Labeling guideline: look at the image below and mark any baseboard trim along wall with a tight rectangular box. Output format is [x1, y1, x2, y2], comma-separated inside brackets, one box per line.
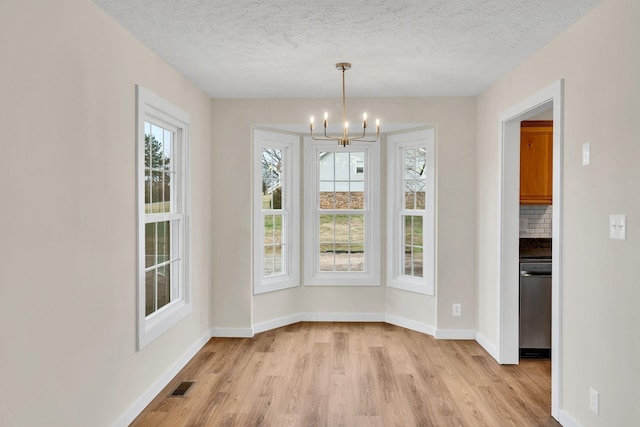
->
[253, 312, 386, 335]
[210, 327, 254, 338]
[114, 329, 213, 427]
[252, 314, 476, 341]
[474, 331, 499, 361]
[385, 314, 436, 336]
[435, 329, 476, 340]
[559, 410, 584, 427]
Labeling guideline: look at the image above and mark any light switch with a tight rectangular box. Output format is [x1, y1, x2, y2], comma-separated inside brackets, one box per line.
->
[582, 142, 591, 166]
[609, 214, 626, 240]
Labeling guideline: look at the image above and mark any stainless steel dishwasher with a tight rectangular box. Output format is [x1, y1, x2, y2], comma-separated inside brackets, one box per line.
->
[519, 261, 552, 358]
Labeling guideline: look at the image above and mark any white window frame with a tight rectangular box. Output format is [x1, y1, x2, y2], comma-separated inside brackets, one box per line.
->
[136, 85, 191, 350]
[387, 127, 436, 295]
[303, 138, 381, 286]
[253, 129, 300, 294]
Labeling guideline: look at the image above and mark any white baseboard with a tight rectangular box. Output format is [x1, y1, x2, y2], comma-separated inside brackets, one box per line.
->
[385, 314, 436, 336]
[253, 312, 386, 334]
[474, 331, 499, 361]
[559, 410, 583, 427]
[301, 312, 386, 322]
[253, 313, 303, 334]
[114, 330, 212, 427]
[435, 329, 475, 340]
[210, 327, 254, 338]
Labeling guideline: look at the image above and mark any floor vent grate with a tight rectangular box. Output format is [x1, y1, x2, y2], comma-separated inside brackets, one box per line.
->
[169, 381, 194, 397]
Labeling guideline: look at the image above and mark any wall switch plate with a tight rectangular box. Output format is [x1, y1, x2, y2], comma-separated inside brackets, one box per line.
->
[609, 214, 627, 240]
[589, 387, 599, 415]
[452, 303, 461, 317]
[582, 142, 591, 165]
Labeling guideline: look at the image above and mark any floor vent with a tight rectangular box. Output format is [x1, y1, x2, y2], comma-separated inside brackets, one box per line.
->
[169, 381, 194, 397]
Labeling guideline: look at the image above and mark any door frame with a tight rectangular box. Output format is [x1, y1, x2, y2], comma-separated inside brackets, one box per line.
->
[497, 79, 563, 420]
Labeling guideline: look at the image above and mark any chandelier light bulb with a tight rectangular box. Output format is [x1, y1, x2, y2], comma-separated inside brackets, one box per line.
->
[310, 116, 315, 131]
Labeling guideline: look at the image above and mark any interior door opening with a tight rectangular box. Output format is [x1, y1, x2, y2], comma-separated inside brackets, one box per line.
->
[498, 80, 563, 420]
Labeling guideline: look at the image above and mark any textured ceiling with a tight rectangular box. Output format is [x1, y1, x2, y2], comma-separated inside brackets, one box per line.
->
[92, 0, 604, 98]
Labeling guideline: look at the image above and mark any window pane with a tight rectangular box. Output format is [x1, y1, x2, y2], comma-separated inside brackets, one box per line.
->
[273, 215, 283, 243]
[334, 215, 348, 242]
[412, 216, 423, 247]
[404, 147, 427, 211]
[413, 247, 424, 278]
[404, 246, 413, 276]
[161, 171, 171, 213]
[349, 252, 364, 272]
[262, 148, 283, 210]
[404, 216, 412, 245]
[145, 223, 156, 268]
[319, 215, 335, 242]
[157, 263, 171, 310]
[405, 187, 416, 210]
[350, 153, 365, 209]
[163, 129, 172, 169]
[334, 251, 350, 271]
[157, 221, 170, 265]
[319, 243, 334, 271]
[264, 246, 274, 276]
[145, 270, 156, 316]
[402, 215, 424, 278]
[416, 189, 426, 210]
[350, 215, 365, 243]
[264, 215, 274, 245]
[273, 245, 283, 275]
[144, 169, 152, 213]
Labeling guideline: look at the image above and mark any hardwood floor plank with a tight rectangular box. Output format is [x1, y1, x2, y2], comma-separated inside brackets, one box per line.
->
[130, 323, 559, 427]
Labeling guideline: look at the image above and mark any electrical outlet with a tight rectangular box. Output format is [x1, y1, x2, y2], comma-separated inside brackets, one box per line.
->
[609, 214, 627, 240]
[589, 387, 599, 415]
[452, 303, 461, 317]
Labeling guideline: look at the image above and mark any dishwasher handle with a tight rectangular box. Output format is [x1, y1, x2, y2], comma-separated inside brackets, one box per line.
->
[520, 271, 552, 277]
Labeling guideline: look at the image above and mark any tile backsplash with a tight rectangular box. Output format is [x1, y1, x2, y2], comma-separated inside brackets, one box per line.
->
[520, 205, 552, 238]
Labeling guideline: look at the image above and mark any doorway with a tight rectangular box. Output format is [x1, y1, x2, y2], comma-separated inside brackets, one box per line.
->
[497, 80, 563, 420]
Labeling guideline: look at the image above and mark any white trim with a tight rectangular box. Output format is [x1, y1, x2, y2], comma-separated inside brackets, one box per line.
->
[384, 314, 436, 336]
[253, 314, 304, 334]
[114, 330, 211, 427]
[252, 129, 301, 294]
[253, 313, 385, 334]
[210, 327, 255, 338]
[303, 138, 381, 286]
[434, 329, 475, 340]
[497, 79, 563, 420]
[301, 312, 385, 322]
[136, 85, 192, 350]
[558, 410, 584, 427]
[474, 332, 499, 361]
[386, 127, 436, 295]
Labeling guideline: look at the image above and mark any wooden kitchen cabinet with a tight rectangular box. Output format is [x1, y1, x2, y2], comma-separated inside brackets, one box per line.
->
[520, 121, 552, 205]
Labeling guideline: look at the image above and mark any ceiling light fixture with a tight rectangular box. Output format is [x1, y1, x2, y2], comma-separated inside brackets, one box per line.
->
[309, 63, 380, 147]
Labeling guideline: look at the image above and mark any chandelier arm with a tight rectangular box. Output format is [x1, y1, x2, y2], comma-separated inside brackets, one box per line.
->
[310, 128, 339, 142]
[342, 67, 348, 141]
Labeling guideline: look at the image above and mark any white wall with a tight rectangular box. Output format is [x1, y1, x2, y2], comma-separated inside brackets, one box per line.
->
[476, 0, 639, 424]
[210, 97, 476, 333]
[0, 0, 213, 425]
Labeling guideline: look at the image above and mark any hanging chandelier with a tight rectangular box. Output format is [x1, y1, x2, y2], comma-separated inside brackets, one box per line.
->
[309, 63, 380, 147]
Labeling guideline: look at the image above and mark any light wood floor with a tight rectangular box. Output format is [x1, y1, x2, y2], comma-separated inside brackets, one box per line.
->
[131, 322, 559, 426]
